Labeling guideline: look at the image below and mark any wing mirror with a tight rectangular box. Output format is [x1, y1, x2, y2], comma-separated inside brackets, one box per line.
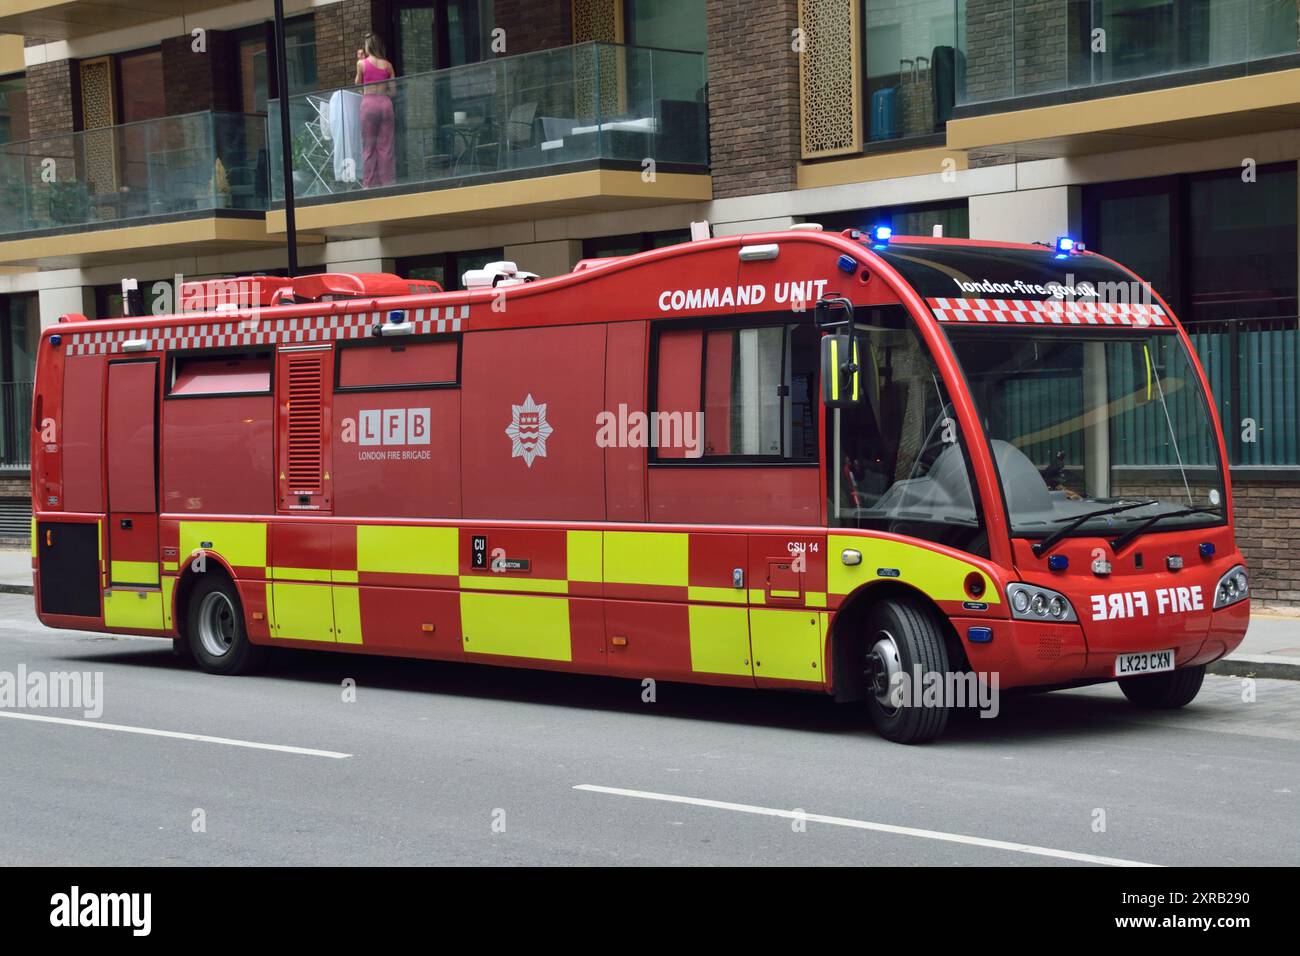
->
[816, 297, 861, 408]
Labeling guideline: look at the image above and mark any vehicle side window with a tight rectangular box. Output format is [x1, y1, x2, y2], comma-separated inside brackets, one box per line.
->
[168, 351, 272, 397]
[652, 318, 818, 463]
[830, 307, 987, 556]
[335, 336, 459, 391]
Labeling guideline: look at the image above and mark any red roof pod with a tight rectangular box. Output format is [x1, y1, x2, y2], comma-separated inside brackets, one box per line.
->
[179, 276, 294, 311]
[290, 273, 441, 301]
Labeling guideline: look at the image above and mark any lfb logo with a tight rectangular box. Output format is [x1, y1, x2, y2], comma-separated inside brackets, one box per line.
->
[505, 394, 552, 467]
[340, 408, 431, 446]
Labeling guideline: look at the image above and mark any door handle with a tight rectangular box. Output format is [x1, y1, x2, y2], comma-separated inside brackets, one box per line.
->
[120, 519, 133, 530]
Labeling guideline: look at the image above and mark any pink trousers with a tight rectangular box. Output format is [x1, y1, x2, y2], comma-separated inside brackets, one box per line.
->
[360, 94, 395, 188]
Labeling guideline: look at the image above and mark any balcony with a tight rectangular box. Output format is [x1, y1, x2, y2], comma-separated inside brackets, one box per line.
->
[0, 0, 232, 40]
[949, 0, 1300, 156]
[267, 42, 711, 238]
[0, 111, 288, 267]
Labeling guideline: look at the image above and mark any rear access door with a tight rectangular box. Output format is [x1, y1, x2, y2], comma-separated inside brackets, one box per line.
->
[104, 359, 164, 630]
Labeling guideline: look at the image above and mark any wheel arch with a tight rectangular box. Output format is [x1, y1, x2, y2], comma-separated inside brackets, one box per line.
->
[171, 552, 240, 643]
[829, 580, 970, 702]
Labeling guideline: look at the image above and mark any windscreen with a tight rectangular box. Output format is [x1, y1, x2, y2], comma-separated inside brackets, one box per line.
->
[948, 328, 1227, 539]
[875, 241, 1227, 542]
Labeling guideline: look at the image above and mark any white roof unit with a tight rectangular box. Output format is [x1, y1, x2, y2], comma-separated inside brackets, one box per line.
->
[462, 260, 540, 290]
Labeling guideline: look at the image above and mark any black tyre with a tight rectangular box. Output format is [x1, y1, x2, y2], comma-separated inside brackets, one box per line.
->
[863, 599, 951, 744]
[186, 575, 267, 675]
[1119, 664, 1205, 709]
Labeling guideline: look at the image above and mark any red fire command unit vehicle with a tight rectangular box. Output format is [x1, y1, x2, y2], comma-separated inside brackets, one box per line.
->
[29, 229, 1249, 743]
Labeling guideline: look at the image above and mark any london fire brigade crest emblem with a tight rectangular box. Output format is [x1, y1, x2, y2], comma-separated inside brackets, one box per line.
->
[505, 394, 553, 467]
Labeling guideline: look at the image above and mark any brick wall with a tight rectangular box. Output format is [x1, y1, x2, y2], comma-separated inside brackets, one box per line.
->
[161, 30, 238, 115]
[494, 0, 572, 54]
[707, 0, 799, 199]
[1231, 482, 1300, 606]
[24, 59, 76, 138]
[1113, 477, 1300, 606]
[316, 0, 390, 91]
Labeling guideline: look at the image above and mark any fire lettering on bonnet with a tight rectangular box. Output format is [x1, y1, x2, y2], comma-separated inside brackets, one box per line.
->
[1089, 586, 1204, 621]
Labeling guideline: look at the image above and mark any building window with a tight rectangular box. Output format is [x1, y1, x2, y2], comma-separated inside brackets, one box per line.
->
[93, 281, 170, 319]
[238, 15, 316, 114]
[1084, 162, 1299, 469]
[0, 293, 37, 467]
[392, 0, 495, 75]
[0, 75, 29, 145]
[582, 228, 690, 260]
[862, 0, 960, 145]
[817, 199, 969, 238]
[625, 0, 706, 52]
[397, 248, 503, 291]
[1083, 164, 1297, 324]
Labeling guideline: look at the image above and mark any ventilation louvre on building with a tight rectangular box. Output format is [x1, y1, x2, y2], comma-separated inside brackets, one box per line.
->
[0, 497, 31, 538]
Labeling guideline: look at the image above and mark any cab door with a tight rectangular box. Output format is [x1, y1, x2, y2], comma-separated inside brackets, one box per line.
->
[104, 359, 163, 629]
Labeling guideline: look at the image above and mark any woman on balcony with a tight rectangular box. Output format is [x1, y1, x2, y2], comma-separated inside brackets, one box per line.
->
[354, 33, 396, 188]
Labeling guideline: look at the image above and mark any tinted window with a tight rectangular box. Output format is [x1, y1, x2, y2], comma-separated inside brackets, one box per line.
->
[653, 319, 818, 462]
[170, 353, 271, 397]
[336, 338, 459, 390]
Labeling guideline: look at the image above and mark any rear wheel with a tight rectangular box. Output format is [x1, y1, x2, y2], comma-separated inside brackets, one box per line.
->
[1119, 664, 1205, 708]
[187, 576, 267, 675]
[863, 599, 951, 744]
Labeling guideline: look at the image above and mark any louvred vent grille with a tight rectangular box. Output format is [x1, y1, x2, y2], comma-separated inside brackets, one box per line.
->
[286, 357, 323, 492]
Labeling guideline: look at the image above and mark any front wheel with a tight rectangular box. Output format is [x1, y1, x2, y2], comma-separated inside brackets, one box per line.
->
[1119, 664, 1205, 708]
[187, 576, 267, 675]
[863, 599, 951, 744]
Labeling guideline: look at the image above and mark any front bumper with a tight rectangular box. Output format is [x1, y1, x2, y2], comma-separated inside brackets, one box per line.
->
[952, 598, 1249, 689]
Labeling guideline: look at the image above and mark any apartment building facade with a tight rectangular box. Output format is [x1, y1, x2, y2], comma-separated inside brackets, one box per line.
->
[0, 0, 1297, 601]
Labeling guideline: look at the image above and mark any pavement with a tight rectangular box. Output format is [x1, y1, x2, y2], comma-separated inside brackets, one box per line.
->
[2, 546, 1295, 676]
[0, 589, 1297, 866]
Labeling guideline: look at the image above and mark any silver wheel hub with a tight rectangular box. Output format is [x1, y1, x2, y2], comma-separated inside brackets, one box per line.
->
[867, 629, 904, 712]
[197, 591, 236, 658]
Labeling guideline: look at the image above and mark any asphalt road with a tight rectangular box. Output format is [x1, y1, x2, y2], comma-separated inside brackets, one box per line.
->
[1, 592, 1296, 866]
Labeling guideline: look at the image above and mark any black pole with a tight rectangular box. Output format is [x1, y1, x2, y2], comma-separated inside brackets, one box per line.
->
[272, 0, 298, 274]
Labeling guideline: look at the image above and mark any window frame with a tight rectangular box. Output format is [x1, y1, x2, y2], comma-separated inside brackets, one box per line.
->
[165, 347, 275, 400]
[332, 333, 462, 394]
[647, 314, 820, 467]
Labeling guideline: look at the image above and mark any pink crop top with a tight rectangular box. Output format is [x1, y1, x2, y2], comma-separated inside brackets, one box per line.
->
[361, 59, 391, 84]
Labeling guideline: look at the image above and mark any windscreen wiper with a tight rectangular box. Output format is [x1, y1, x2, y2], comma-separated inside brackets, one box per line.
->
[1031, 500, 1156, 557]
[1109, 506, 1223, 553]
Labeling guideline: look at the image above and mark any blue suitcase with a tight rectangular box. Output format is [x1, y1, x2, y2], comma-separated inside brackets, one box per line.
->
[870, 87, 899, 141]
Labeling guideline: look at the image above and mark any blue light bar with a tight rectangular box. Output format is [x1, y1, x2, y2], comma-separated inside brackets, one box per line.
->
[1054, 235, 1076, 255]
[872, 224, 892, 244]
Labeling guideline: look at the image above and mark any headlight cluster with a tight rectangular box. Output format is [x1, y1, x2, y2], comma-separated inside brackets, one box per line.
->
[1007, 583, 1077, 622]
[1213, 565, 1249, 609]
